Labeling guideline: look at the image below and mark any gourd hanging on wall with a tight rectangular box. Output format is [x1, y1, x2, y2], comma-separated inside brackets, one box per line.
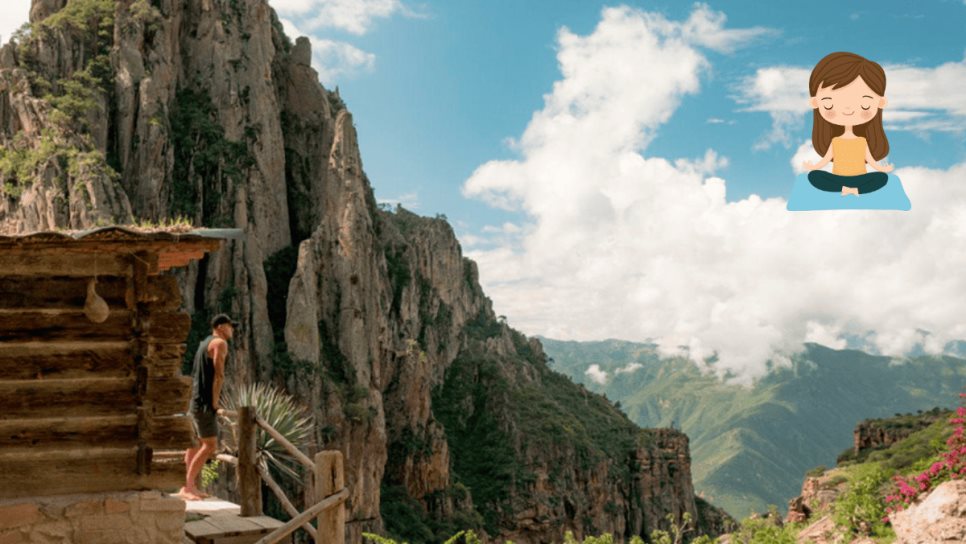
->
[84, 277, 109, 323]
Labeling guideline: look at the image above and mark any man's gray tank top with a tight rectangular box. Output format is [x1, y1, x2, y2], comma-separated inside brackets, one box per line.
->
[190, 334, 220, 411]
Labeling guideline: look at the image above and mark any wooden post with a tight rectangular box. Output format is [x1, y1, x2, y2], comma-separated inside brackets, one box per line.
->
[315, 451, 345, 544]
[238, 406, 262, 516]
[132, 253, 151, 475]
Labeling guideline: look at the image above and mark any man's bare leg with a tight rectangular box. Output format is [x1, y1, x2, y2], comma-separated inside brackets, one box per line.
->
[178, 444, 202, 499]
[180, 437, 216, 499]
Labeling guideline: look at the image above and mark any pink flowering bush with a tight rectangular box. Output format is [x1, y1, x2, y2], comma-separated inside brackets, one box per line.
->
[882, 392, 966, 523]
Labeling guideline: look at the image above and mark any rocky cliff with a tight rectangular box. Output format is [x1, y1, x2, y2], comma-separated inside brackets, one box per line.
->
[852, 409, 946, 456]
[0, 1, 731, 542]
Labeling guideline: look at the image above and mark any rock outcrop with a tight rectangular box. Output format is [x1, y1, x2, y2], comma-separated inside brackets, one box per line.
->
[785, 474, 844, 525]
[0, 1, 733, 542]
[853, 411, 946, 456]
[891, 479, 966, 544]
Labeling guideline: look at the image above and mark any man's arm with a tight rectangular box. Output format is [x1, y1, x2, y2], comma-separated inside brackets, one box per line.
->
[210, 339, 227, 411]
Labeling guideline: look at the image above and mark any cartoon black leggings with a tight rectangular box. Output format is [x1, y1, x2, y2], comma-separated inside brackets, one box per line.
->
[808, 170, 888, 194]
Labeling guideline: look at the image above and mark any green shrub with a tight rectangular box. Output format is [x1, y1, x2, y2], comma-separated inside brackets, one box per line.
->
[221, 382, 314, 481]
[832, 464, 891, 538]
[731, 516, 797, 544]
[806, 465, 827, 478]
[170, 87, 254, 221]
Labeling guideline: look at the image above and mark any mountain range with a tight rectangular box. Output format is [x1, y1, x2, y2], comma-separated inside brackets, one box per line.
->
[538, 337, 966, 519]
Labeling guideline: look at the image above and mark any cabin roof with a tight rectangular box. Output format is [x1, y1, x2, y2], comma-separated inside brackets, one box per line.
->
[0, 226, 243, 273]
[0, 225, 243, 245]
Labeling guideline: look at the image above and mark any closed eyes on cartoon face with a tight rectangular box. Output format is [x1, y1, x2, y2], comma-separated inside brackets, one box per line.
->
[808, 75, 888, 125]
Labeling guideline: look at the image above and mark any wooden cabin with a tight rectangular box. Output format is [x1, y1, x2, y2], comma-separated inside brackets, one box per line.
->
[0, 226, 236, 542]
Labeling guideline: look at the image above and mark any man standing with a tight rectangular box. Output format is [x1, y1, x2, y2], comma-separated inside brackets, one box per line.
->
[178, 313, 238, 501]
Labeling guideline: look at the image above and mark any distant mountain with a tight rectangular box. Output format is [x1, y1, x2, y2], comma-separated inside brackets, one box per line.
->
[538, 337, 966, 519]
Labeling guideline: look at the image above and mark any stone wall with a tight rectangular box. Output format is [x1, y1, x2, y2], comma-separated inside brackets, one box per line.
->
[0, 491, 183, 544]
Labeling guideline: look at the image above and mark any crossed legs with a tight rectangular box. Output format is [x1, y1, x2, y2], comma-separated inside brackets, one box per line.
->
[808, 170, 888, 195]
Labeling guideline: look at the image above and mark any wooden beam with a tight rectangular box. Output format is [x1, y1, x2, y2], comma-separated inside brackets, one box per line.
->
[0, 445, 136, 463]
[136, 407, 152, 475]
[0, 252, 134, 277]
[255, 415, 314, 471]
[0, 340, 134, 380]
[142, 354, 185, 377]
[238, 406, 262, 516]
[0, 377, 137, 419]
[216, 453, 238, 465]
[146, 342, 186, 359]
[143, 275, 183, 310]
[142, 311, 192, 342]
[0, 309, 134, 342]
[0, 414, 138, 449]
[143, 375, 193, 416]
[256, 460, 318, 540]
[316, 451, 346, 544]
[252, 488, 348, 544]
[0, 456, 185, 499]
[0, 276, 128, 308]
[143, 415, 195, 449]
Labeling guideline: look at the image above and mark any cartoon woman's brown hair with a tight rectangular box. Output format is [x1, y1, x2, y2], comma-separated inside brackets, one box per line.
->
[809, 52, 889, 160]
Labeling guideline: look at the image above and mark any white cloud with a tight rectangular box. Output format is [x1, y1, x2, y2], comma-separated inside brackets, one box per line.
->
[736, 56, 966, 149]
[585, 363, 609, 385]
[0, 1, 30, 47]
[311, 37, 376, 81]
[279, 18, 375, 85]
[482, 222, 521, 234]
[272, 0, 423, 35]
[273, 1, 425, 85]
[615, 362, 643, 374]
[461, 3, 966, 387]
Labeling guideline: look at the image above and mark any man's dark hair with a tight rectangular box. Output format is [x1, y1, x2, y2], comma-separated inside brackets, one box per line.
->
[211, 313, 239, 330]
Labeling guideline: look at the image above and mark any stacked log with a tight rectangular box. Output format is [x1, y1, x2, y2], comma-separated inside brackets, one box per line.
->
[0, 232, 222, 499]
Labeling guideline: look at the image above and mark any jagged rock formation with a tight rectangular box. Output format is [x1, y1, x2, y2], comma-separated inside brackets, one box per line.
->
[0, 1, 732, 542]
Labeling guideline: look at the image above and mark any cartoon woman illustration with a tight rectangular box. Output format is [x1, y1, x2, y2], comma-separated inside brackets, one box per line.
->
[801, 52, 894, 196]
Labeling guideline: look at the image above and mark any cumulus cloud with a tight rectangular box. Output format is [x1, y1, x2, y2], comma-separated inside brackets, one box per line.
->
[279, 18, 376, 85]
[585, 364, 609, 385]
[272, 0, 424, 35]
[736, 55, 966, 149]
[273, 0, 424, 85]
[460, 3, 966, 387]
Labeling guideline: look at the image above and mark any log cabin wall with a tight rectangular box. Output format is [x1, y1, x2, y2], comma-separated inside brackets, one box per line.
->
[0, 228, 226, 500]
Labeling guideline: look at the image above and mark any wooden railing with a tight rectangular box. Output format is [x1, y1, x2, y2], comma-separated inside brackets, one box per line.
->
[217, 407, 348, 544]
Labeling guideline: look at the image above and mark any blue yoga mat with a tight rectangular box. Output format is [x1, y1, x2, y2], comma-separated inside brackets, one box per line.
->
[787, 172, 911, 211]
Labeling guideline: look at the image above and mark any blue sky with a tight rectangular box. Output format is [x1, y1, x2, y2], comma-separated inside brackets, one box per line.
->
[4, 1, 966, 382]
[275, 0, 966, 223]
[277, 0, 966, 382]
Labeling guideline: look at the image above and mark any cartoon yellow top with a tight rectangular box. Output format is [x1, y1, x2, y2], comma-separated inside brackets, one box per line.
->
[831, 136, 867, 176]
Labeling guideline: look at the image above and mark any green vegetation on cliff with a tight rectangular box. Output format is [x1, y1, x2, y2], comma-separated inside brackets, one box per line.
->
[0, 0, 119, 200]
[541, 337, 966, 519]
[170, 87, 254, 222]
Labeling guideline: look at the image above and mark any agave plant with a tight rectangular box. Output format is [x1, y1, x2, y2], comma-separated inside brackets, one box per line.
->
[221, 381, 314, 481]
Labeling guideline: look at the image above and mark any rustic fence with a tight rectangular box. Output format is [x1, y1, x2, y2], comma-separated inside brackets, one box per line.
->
[217, 406, 348, 544]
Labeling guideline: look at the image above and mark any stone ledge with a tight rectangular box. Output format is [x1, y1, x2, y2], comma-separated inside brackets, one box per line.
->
[0, 491, 185, 544]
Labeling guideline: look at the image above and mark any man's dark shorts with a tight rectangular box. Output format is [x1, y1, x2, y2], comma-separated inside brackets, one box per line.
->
[190, 405, 219, 439]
